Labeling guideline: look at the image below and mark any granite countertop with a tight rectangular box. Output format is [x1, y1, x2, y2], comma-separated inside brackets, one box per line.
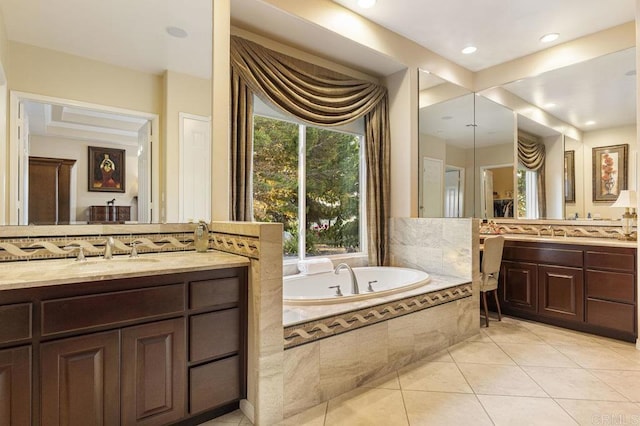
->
[0, 250, 250, 291]
[484, 233, 637, 248]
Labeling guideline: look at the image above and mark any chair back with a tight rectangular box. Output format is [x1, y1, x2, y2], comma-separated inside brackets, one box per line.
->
[482, 235, 505, 276]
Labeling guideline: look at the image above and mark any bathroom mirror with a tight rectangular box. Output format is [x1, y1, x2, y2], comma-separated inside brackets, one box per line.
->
[418, 69, 475, 217]
[474, 96, 516, 219]
[502, 47, 636, 220]
[0, 0, 212, 225]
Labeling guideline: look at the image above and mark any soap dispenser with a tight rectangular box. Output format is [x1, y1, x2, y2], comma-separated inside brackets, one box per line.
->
[194, 221, 209, 252]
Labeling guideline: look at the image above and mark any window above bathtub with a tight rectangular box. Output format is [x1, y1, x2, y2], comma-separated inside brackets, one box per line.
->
[253, 98, 367, 261]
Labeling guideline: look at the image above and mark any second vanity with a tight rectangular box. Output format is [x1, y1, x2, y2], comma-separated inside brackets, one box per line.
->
[0, 250, 250, 426]
[493, 234, 637, 342]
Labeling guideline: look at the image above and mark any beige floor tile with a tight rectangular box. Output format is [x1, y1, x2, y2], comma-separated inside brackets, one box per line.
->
[360, 371, 400, 389]
[448, 341, 515, 365]
[554, 344, 640, 370]
[421, 348, 456, 362]
[522, 366, 628, 401]
[278, 402, 327, 426]
[528, 328, 605, 347]
[556, 399, 640, 426]
[325, 387, 408, 426]
[398, 361, 472, 393]
[478, 395, 578, 425]
[497, 342, 579, 367]
[403, 390, 493, 425]
[465, 330, 494, 343]
[482, 322, 545, 344]
[609, 345, 640, 361]
[589, 369, 640, 402]
[457, 363, 547, 397]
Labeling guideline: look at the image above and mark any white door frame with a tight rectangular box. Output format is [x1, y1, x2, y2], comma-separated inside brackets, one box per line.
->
[9, 91, 160, 225]
[444, 165, 465, 217]
[479, 163, 513, 220]
[178, 112, 211, 223]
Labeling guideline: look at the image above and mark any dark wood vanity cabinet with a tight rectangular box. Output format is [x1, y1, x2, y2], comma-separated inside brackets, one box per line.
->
[0, 266, 248, 426]
[499, 240, 637, 341]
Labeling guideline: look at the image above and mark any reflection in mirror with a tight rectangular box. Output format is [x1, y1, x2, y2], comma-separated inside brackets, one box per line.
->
[418, 69, 474, 217]
[1, 0, 213, 225]
[474, 96, 515, 219]
[514, 116, 563, 219]
[502, 47, 636, 220]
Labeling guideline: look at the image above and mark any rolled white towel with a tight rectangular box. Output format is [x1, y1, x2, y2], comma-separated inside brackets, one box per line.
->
[297, 258, 334, 275]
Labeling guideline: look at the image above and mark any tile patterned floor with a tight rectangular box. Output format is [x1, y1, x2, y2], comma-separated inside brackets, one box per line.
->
[201, 316, 640, 425]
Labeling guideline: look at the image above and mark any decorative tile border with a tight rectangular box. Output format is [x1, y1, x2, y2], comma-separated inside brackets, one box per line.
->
[0, 233, 195, 262]
[283, 283, 472, 349]
[484, 222, 627, 239]
[210, 232, 260, 259]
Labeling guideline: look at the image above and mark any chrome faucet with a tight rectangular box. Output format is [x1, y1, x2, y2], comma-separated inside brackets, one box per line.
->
[334, 263, 360, 294]
[104, 236, 114, 259]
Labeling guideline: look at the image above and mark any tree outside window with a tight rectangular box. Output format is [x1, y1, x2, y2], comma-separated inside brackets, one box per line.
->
[253, 115, 363, 259]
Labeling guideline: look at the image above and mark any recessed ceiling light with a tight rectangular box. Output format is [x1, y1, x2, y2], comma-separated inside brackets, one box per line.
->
[540, 33, 559, 43]
[166, 26, 188, 38]
[461, 46, 477, 55]
[357, 0, 376, 8]
[585, 120, 596, 126]
[441, 115, 453, 120]
[625, 69, 636, 76]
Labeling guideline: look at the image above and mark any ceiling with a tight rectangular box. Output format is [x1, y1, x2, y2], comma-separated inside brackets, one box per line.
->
[332, 0, 635, 72]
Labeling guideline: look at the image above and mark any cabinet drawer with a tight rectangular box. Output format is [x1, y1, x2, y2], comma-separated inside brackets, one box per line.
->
[189, 277, 240, 309]
[586, 299, 636, 334]
[189, 356, 240, 414]
[190, 309, 239, 362]
[585, 250, 635, 272]
[42, 284, 184, 336]
[503, 245, 583, 267]
[586, 270, 635, 303]
[0, 303, 31, 345]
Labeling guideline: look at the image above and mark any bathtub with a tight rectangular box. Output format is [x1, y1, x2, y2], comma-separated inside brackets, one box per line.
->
[283, 266, 430, 305]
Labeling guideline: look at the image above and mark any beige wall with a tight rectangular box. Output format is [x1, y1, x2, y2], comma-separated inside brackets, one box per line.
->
[0, 8, 8, 224]
[7, 42, 162, 114]
[29, 135, 138, 222]
[163, 70, 212, 222]
[582, 125, 637, 220]
[491, 167, 514, 199]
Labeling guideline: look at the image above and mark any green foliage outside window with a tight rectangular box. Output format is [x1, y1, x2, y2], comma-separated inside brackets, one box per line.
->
[253, 116, 362, 257]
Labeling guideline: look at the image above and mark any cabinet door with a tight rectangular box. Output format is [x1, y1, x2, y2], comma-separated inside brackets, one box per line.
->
[41, 331, 120, 426]
[121, 318, 186, 426]
[538, 265, 584, 322]
[0, 346, 31, 426]
[500, 261, 538, 313]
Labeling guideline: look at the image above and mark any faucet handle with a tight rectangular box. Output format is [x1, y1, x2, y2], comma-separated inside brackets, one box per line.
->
[367, 280, 377, 292]
[328, 285, 343, 297]
[129, 241, 140, 258]
[64, 244, 86, 261]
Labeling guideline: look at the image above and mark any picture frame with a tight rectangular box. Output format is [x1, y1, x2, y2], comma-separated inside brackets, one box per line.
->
[592, 144, 627, 202]
[88, 146, 126, 193]
[564, 150, 575, 203]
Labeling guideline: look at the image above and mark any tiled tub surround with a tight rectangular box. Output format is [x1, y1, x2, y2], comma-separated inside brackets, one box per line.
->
[282, 217, 479, 418]
[0, 222, 285, 426]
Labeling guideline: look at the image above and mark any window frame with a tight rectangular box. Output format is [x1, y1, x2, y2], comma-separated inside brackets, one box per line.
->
[252, 112, 368, 263]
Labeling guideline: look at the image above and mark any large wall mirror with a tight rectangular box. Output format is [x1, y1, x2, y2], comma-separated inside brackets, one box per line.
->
[1, 0, 212, 225]
[418, 69, 515, 218]
[501, 47, 636, 220]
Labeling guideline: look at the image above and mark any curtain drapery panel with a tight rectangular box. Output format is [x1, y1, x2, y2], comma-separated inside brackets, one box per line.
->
[230, 36, 390, 265]
[517, 134, 546, 218]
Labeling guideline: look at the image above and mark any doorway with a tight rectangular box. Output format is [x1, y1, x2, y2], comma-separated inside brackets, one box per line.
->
[9, 92, 159, 225]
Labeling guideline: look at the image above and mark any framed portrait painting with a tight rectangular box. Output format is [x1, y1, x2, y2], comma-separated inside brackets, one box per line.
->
[88, 146, 126, 193]
[592, 144, 627, 202]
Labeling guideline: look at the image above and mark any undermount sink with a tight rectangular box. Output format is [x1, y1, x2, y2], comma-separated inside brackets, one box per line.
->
[70, 257, 161, 268]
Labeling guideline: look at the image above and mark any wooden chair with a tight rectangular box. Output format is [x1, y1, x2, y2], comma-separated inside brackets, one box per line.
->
[480, 235, 505, 327]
